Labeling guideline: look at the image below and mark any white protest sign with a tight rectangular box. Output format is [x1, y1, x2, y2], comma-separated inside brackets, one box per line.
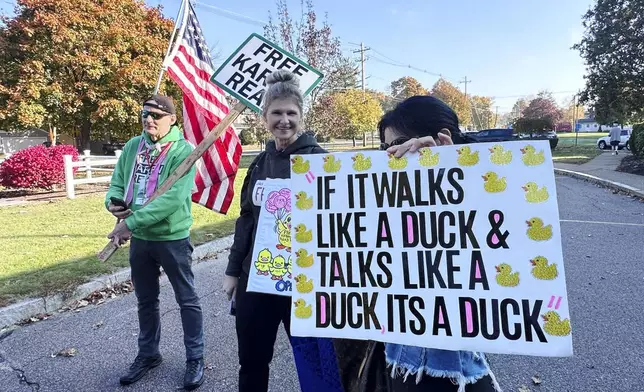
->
[211, 33, 323, 113]
[289, 141, 573, 357]
[246, 179, 294, 296]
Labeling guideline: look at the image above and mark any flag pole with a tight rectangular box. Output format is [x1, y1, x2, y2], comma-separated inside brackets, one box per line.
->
[153, 0, 188, 94]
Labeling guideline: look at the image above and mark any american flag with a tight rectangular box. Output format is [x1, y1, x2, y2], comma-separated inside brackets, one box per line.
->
[164, 2, 242, 214]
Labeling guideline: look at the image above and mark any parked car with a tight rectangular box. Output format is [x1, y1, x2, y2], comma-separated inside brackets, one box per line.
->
[517, 130, 559, 149]
[597, 129, 631, 150]
[469, 128, 559, 149]
[102, 141, 126, 155]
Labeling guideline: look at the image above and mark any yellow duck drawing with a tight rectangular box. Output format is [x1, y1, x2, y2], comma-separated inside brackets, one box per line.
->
[482, 171, 507, 193]
[352, 153, 372, 171]
[542, 311, 571, 336]
[295, 191, 313, 210]
[526, 217, 553, 241]
[387, 154, 408, 170]
[522, 182, 549, 203]
[418, 148, 440, 167]
[294, 273, 314, 293]
[291, 156, 310, 174]
[294, 299, 312, 319]
[269, 255, 288, 281]
[489, 144, 512, 165]
[530, 256, 558, 280]
[287, 255, 293, 278]
[456, 146, 479, 166]
[323, 155, 342, 173]
[255, 248, 272, 276]
[275, 213, 292, 252]
[495, 263, 520, 287]
[294, 224, 313, 243]
[520, 145, 545, 166]
[295, 249, 314, 268]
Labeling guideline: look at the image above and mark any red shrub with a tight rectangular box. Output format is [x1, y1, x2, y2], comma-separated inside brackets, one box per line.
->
[0, 144, 80, 190]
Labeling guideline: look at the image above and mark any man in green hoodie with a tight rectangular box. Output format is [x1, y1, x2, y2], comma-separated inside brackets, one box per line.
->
[105, 95, 204, 390]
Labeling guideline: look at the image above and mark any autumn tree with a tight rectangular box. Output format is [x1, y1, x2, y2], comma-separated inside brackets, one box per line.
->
[0, 0, 178, 149]
[574, 0, 644, 124]
[520, 91, 563, 129]
[430, 78, 471, 127]
[470, 96, 494, 129]
[331, 89, 382, 142]
[561, 95, 585, 129]
[389, 76, 428, 100]
[509, 98, 529, 123]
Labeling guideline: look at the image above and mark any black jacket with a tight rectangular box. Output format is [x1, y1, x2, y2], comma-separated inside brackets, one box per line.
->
[226, 134, 326, 277]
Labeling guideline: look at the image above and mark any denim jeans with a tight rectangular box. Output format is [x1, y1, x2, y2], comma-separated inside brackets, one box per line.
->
[130, 237, 204, 360]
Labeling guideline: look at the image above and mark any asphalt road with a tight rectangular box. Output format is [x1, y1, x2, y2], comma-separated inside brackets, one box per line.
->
[1, 176, 643, 392]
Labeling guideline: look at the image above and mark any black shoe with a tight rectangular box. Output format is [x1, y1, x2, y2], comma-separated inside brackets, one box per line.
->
[184, 358, 205, 390]
[119, 354, 162, 385]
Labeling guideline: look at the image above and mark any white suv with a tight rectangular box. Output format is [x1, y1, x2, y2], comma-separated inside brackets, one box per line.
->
[597, 129, 631, 150]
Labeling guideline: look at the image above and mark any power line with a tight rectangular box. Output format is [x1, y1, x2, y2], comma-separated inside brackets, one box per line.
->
[193, 1, 266, 27]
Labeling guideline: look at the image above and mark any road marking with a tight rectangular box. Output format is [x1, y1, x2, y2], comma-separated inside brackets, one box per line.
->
[560, 219, 644, 227]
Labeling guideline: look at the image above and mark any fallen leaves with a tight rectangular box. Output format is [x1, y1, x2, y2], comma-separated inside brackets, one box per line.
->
[51, 347, 77, 358]
[532, 375, 542, 385]
[518, 386, 530, 392]
[17, 313, 50, 326]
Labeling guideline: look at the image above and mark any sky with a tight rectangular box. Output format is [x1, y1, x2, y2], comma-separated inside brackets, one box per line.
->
[1, 0, 594, 113]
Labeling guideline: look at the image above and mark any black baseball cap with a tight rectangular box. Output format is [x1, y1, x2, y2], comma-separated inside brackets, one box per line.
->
[143, 94, 176, 115]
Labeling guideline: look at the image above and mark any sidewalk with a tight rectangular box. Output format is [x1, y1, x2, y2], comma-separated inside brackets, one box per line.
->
[554, 151, 644, 197]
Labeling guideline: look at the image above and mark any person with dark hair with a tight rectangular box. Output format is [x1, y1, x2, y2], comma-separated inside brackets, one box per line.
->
[333, 95, 501, 392]
[105, 95, 205, 390]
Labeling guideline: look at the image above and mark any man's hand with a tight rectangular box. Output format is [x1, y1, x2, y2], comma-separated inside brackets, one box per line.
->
[222, 275, 239, 301]
[107, 202, 133, 219]
[107, 221, 132, 246]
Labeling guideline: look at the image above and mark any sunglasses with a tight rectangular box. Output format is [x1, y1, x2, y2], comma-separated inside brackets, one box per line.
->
[141, 110, 171, 120]
[380, 137, 409, 151]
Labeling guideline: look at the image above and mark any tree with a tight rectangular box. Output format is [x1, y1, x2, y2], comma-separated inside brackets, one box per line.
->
[574, 0, 644, 124]
[470, 96, 494, 129]
[331, 89, 382, 141]
[430, 78, 470, 127]
[521, 92, 563, 129]
[0, 0, 178, 149]
[561, 95, 585, 127]
[389, 77, 428, 100]
[509, 98, 529, 123]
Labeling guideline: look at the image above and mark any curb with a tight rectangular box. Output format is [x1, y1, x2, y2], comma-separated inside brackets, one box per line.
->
[554, 168, 644, 200]
[0, 235, 234, 330]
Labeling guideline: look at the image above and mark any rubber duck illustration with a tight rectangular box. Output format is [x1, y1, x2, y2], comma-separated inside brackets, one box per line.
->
[542, 311, 571, 336]
[295, 248, 314, 268]
[294, 224, 313, 243]
[521, 145, 545, 166]
[294, 299, 312, 319]
[269, 255, 288, 281]
[456, 146, 479, 166]
[419, 148, 440, 167]
[530, 256, 558, 280]
[489, 144, 512, 165]
[495, 263, 520, 287]
[275, 213, 292, 252]
[323, 155, 342, 173]
[255, 248, 272, 276]
[352, 153, 372, 171]
[291, 156, 310, 174]
[482, 171, 507, 193]
[523, 182, 549, 203]
[295, 191, 313, 210]
[294, 274, 314, 293]
[387, 154, 408, 170]
[526, 217, 553, 241]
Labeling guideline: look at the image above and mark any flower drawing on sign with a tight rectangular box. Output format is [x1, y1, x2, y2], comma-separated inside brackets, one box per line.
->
[495, 264, 519, 287]
[294, 224, 312, 243]
[521, 145, 545, 166]
[295, 191, 313, 210]
[323, 155, 342, 173]
[530, 256, 558, 280]
[387, 154, 408, 170]
[523, 182, 549, 203]
[542, 311, 571, 336]
[482, 171, 507, 193]
[291, 156, 310, 174]
[294, 299, 312, 319]
[352, 153, 372, 171]
[418, 148, 440, 167]
[266, 188, 292, 252]
[295, 274, 314, 293]
[456, 146, 479, 166]
[526, 217, 553, 241]
[489, 144, 512, 165]
[269, 255, 288, 281]
[255, 248, 272, 276]
[295, 249, 314, 267]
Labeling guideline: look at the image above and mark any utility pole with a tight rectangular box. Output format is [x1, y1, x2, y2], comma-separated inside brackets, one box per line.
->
[573, 92, 579, 147]
[459, 76, 472, 129]
[352, 43, 371, 99]
[494, 106, 499, 128]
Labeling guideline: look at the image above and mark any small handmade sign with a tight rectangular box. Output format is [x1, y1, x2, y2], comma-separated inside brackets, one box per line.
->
[288, 141, 573, 357]
[246, 178, 294, 296]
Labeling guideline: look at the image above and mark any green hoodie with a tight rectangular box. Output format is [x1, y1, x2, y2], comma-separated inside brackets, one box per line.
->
[105, 125, 196, 241]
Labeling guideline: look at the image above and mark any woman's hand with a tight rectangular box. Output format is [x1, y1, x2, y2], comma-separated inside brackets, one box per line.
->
[387, 130, 454, 158]
[223, 275, 239, 301]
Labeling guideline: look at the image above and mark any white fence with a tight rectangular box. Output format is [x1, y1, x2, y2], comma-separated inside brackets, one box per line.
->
[63, 150, 121, 199]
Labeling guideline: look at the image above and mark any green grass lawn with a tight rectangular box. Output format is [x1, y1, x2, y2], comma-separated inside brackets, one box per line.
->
[552, 132, 606, 164]
[0, 169, 248, 307]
